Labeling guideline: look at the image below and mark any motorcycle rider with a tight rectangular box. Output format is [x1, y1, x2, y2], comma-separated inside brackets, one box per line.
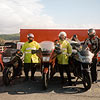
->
[57, 31, 72, 85]
[21, 33, 41, 81]
[84, 28, 100, 83]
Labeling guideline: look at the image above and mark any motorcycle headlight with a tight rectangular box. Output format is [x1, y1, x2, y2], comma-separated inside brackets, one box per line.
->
[43, 57, 50, 62]
[81, 58, 90, 63]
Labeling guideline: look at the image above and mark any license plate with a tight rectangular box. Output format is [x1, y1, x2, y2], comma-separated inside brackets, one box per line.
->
[43, 57, 50, 62]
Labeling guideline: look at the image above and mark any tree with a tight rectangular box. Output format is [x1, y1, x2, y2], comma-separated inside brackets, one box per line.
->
[0, 38, 5, 46]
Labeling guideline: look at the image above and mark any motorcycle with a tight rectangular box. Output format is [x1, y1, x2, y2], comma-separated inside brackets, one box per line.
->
[2, 47, 23, 86]
[69, 41, 94, 90]
[39, 41, 55, 89]
[0, 51, 4, 72]
[31, 41, 54, 89]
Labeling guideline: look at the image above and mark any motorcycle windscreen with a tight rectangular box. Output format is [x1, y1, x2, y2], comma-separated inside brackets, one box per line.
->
[2, 48, 17, 57]
[39, 41, 54, 52]
[80, 50, 90, 56]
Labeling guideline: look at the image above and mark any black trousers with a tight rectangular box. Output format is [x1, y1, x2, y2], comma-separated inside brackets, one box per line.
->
[58, 64, 72, 83]
[24, 63, 38, 79]
[91, 58, 97, 82]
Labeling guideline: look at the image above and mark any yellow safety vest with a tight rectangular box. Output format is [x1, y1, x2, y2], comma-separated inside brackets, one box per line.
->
[57, 40, 72, 64]
[21, 41, 40, 63]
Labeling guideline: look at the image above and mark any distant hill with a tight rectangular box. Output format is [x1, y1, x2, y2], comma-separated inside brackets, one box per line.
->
[0, 33, 20, 40]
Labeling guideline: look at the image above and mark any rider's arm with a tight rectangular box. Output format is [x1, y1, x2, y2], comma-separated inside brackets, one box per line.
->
[93, 37, 100, 55]
[21, 43, 26, 53]
[67, 42, 72, 56]
[84, 38, 88, 45]
[35, 42, 41, 50]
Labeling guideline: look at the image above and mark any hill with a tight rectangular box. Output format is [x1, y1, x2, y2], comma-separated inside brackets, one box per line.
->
[0, 33, 20, 40]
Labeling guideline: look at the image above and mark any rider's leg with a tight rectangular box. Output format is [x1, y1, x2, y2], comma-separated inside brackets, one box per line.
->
[65, 64, 72, 85]
[24, 63, 30, 81]
[91, 58, 97, 83]
[58, 64, 64, 83]
[31, 63, 37, 81]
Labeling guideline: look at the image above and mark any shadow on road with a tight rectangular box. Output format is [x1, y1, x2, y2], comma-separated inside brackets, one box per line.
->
[0, 75, 88, 95]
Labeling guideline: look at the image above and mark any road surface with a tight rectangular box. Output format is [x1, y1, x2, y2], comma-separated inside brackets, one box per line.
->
[0, 67, 100, 100]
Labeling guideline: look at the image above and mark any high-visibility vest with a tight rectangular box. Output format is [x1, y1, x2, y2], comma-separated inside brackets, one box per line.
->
[57, 40, 72, 64]
[21, 41, 40, 63]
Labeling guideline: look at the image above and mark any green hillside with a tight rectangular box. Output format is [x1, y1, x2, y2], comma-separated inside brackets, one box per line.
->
[0, 33, 20, 40]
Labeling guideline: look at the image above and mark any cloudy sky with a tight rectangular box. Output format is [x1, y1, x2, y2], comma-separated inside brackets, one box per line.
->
[0, 0, 100, 34]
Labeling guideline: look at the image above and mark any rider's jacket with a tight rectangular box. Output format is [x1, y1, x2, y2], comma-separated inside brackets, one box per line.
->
[57, 40, 72, 64]
[21, 41, 40, 63]
[84, 36, 100, 57]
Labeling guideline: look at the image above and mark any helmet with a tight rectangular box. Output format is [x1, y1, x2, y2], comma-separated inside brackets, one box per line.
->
[73, 34, 77, 38]
[59, 31, 67, 37]
[27, 33, 34, 38]
[88, 28, 96, 36]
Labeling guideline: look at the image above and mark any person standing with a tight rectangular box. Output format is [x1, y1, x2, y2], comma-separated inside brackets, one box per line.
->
[84, 28, 100, 83]
[57, 31, 72, 85]
[21, 33, 41, 81]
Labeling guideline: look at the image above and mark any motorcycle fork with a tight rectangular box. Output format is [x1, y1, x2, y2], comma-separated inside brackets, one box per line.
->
[81, 64, 84, 79]
[75, 64, 84, 83]
[42, 63, 50, 79]
[80, 64, 90, 81]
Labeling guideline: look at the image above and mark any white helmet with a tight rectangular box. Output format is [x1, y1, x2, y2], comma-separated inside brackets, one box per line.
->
[59, 31, 67, 37]
[27, 33, 34, 38]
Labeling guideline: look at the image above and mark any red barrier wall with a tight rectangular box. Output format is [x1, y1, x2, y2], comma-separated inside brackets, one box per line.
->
[20, 29, 100, 42]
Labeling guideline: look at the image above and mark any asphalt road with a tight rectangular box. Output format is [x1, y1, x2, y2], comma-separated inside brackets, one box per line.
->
[0, 67, 100, 100]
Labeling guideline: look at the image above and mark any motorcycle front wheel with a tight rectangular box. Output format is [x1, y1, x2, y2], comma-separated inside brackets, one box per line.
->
[43, 73, 48, 90]
[3, 66, 13, 86]
[82, 70, 92, 91]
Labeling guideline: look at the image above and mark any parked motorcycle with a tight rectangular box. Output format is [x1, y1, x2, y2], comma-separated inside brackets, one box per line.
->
[69, 41, 94, 90]
[0, 52, 4, 72]
[31, 41, 54, 89]
[39, 41, 54, 89]
[2, 46, 23, 86]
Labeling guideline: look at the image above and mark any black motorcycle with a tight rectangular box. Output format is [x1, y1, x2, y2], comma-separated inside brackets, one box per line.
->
[69, 41, 94, 90]
[2, 47, 23, 86]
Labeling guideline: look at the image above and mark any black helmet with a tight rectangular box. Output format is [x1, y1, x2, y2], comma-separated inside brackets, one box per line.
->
[16, 49, 23, 57]
[73, 34, 77, 38]
[88, 28, 96, 37]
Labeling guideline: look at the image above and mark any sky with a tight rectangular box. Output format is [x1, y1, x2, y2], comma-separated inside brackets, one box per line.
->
[0, 0, 100, 34]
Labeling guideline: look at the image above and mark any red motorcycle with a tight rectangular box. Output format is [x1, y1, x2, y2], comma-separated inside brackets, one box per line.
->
[32, 41, 57, 89]
[39, 41, 55, 89]
[0, 52, 4, 72]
